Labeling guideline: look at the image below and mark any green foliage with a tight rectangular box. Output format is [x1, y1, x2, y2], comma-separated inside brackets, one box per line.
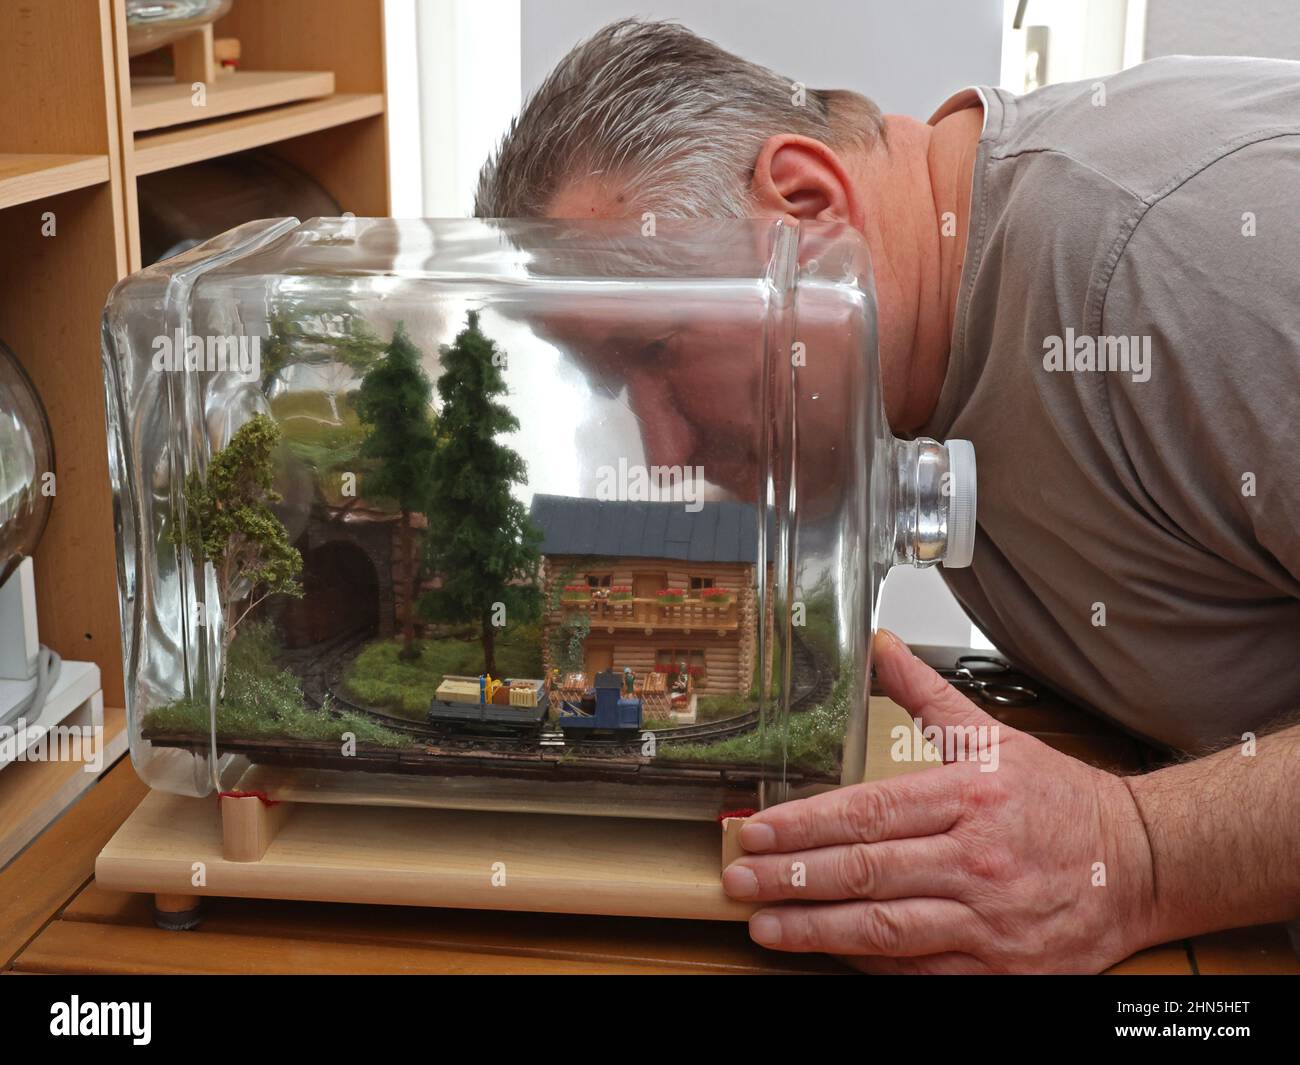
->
[262, 304, 387, 506]
[544, 559, 591, 673]
[342, 624, 544, 718]
[262, 303, 386, 383]
[418, 312, 543, 668]
[693, 693, 755, 722]
[272, 392, 366, 467]
[225, 617, 281, 676]
[794, 573, 842, 675]
[145, 620, 410, 748]
[555, 611, 591, 673]
[172, 414, 303, 652]
[660, 670, 851, 778]
[353, 322, 440, 513]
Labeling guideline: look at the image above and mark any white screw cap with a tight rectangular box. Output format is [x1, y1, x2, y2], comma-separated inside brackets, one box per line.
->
[943, 439, 977, 568]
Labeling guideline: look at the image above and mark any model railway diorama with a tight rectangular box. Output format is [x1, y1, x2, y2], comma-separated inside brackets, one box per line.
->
[95, 216, 983, 928]
[103, 220, 875, 819]
[127, 300, 849, 810]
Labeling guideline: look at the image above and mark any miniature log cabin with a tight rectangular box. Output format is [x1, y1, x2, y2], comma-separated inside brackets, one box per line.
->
[530, 495, 766, 700]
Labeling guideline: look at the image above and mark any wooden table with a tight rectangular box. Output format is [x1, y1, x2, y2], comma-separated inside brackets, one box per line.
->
[2, 755, 1296, 975]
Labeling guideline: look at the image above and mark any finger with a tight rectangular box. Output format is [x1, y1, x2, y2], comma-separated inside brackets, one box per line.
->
[748, 898, 973, 956]
[739, 771, 961, 853]
[724, 834, 965, 902]
[842, 952, 991, 975]
[873, 628, 996, 732]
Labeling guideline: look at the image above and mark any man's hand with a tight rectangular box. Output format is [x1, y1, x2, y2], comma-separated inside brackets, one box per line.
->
[721, 629, 1160, 973]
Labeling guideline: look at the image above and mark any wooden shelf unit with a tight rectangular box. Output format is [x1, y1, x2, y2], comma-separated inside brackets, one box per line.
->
[130, 69, 337, 133]
[133, 92, 386, 175]
[0, 0, 389, 832]
[0, 0, 128, 709]
[0, 154, 113, 211]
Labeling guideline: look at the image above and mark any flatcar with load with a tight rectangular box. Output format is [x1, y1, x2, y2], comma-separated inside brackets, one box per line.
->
[427, 675, 548, 730]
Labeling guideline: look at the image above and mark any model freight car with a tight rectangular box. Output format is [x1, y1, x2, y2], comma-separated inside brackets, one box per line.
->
[427, 675, 548, 730]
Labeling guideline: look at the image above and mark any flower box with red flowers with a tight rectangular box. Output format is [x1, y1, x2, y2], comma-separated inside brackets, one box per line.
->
[699, 587, 733, 607]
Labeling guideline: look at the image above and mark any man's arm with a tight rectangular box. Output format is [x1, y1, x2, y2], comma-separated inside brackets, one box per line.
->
[1126, 720, 1300, 943]
[722, 631, 1300, 973]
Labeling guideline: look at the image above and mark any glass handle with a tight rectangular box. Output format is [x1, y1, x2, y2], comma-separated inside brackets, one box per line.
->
[891, 437, 977, 569]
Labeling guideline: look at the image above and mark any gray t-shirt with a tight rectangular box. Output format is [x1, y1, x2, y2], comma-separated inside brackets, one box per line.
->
[923, 56, 1300, 752]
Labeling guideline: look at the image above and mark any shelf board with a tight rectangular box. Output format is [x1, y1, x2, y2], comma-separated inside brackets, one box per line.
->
[130, 69, 336, 133]
[0, 154, 111, 211]
[133, 92, 385, 175]
[0, 704, 127, 870]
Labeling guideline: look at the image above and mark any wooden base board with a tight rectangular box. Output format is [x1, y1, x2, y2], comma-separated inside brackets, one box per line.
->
[96, 789, 757, 922]
[93, 698, 937, 924]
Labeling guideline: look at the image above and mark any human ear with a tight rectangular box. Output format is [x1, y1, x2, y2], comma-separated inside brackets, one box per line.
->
[748, 134, 860, 226]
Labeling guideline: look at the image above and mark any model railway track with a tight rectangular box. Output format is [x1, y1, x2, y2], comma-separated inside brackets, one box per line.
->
[654, 710, 758, 744]
[284, 625, 375, 708]
[290, 626, 835, 756]
[323, 688, 647, 754]
[789, 628, 834, 710]
[324, 688, 437, 737]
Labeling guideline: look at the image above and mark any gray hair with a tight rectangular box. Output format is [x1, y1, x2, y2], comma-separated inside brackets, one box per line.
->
[474, 18, 885, 219]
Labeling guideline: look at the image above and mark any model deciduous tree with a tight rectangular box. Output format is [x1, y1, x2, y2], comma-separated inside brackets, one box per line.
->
[420, 311, 541, 675]
[354, 322, 439, 659]
[173, 413, 303, 678]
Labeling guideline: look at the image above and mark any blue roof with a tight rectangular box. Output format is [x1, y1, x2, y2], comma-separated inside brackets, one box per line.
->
[529, 494, 767, 564]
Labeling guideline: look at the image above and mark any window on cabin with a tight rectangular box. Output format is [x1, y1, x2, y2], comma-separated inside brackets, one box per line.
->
[689, 576, 715, 591]
[586, 574, 612, 590]
[655, 648, 707, 682]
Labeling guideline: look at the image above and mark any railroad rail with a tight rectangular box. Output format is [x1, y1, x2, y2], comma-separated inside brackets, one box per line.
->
[288, 625, 835, 757]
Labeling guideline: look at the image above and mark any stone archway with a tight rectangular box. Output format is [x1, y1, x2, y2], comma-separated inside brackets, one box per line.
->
[280, 539, 380, 648]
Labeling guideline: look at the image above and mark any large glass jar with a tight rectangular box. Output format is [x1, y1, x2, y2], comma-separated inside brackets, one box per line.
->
[101, 217, 975, 820]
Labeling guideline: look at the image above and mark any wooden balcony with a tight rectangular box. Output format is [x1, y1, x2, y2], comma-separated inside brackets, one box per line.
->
[559, 595, 740, 635]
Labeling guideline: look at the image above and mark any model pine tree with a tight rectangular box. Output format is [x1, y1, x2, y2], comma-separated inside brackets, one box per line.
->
[420, 311, 541, 675]
[173, 413, 302, 675]
[354, 322, 439, 659]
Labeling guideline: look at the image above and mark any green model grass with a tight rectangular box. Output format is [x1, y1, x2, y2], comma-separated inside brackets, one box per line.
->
[144, 620, 411, 748]
[660, 670, 850, 777]
[342, 622, 545, 720]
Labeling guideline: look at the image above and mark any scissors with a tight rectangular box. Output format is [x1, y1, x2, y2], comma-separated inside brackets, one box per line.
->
[937, 655, 1038, 707]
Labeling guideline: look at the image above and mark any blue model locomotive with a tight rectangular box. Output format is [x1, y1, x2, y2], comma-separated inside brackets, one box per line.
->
[556, 671, 643, 736]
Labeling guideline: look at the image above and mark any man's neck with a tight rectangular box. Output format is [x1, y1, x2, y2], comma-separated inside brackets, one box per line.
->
[857, 109, 982, 432]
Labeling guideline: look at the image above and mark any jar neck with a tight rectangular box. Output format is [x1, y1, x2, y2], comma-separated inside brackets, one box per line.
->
[891, 437, 975, 568]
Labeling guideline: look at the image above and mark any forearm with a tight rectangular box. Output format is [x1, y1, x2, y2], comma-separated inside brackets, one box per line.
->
[1125, 722, 1300, 945]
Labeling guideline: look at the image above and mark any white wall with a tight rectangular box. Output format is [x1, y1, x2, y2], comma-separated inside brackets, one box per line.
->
[521, 0, 1003, 118]
[407, 0, 522, 217]
[1145, 0, 1300, 60]
[384, 0, 424, 216]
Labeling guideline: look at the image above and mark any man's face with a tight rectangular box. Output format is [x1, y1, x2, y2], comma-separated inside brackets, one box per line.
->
[528, 215, 857, 509]
[533, 283, 770, 504]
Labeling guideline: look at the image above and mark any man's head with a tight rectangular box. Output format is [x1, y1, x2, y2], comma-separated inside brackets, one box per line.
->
[476, 18, 977, 441]
[474, 18, 885, 223]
